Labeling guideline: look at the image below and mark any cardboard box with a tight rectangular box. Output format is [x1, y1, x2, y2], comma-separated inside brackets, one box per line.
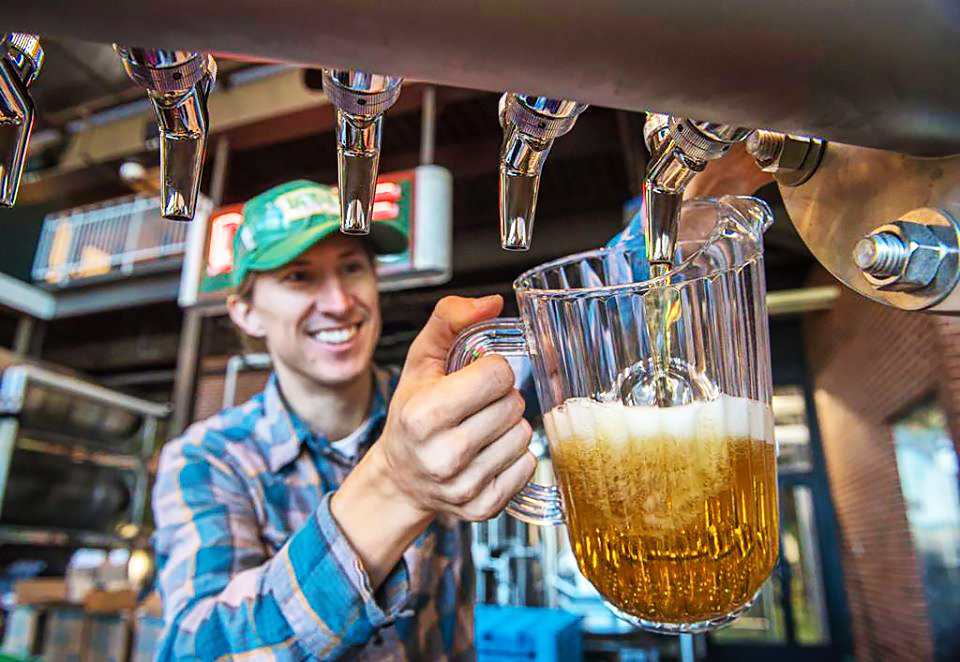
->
[14, 578, 68, 605]
[83, 590, 137, 614]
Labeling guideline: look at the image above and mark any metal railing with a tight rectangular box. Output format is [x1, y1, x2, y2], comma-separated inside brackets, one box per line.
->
[31, 193, 212, 286]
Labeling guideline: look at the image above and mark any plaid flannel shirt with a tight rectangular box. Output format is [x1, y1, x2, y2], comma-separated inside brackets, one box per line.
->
[152, 367, 475, 661]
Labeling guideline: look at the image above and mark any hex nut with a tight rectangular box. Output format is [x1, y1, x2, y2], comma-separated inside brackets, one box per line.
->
[749, 131, 809, 171]
[747, 130, 826, 186]
[869, 221, 946, 291]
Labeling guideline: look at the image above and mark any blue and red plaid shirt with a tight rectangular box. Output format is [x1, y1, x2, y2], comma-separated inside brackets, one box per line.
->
[152, 367, 475, 660]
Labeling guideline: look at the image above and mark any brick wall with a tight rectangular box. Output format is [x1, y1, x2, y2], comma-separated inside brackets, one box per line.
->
[929, 315, 960, 450]
[193, 356, 271, 422]
[804, 282, 960, 661]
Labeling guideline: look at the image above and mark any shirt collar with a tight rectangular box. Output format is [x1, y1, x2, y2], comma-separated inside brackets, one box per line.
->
[256, 367, 395, 473]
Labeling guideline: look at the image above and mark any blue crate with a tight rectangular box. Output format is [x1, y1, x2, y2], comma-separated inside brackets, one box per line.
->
[475, 605, 582, 662]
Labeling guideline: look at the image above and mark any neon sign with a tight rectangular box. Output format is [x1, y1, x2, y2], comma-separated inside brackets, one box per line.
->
[206, 208, 243, 277]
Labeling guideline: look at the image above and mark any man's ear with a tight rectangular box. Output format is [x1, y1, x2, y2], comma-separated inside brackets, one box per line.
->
[226, 291, 267, 339]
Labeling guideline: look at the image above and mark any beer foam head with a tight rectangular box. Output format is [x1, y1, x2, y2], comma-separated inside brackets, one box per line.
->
[544, 395, 773, 444]
[545, 395, 775, 533]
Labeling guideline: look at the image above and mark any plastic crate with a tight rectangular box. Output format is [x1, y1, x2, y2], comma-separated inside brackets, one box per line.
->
[475, 605, 582, 662]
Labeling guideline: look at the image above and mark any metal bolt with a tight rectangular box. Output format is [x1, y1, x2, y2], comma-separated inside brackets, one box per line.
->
[746, 129, 783, 166]
[855, 219, 950, 292]
[853, 232, 909, 278]
[746, 129, 826, 186]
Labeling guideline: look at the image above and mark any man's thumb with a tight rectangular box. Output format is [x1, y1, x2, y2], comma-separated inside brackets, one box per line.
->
[402, 295, 504, 381]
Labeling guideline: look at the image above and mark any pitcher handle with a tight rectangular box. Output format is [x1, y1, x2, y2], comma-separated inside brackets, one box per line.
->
[444, 318, 565, 526]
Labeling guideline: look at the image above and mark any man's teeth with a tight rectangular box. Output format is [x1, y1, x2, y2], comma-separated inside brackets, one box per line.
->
[310, 325, 359, 345]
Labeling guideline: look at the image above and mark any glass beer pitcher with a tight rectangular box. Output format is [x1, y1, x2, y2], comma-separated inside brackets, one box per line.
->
[447, 196, 779, 633]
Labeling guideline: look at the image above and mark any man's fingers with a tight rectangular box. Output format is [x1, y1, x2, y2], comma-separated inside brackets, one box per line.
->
[402, 295, 504, 383]
[455, 391, 526, 452]
[408, 356, 516, 433]
[442, 420, 531, 505]
[458, 451, 537, 521]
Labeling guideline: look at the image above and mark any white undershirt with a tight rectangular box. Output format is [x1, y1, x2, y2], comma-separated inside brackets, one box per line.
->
[328, 368, 390, 461]
[329, 415, 374, 461]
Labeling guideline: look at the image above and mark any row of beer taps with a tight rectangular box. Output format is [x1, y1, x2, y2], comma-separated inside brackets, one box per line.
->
[1, 33, 790, 267]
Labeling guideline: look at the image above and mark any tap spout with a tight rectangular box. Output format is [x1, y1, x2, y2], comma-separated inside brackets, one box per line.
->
[642, 183, 685, 270]
[642, 114, 754, 268]
[498, 94, 587, 251]
[115, 47, 216, 221]
[322, 70, 403, 235]
[0, 33, 43, 207]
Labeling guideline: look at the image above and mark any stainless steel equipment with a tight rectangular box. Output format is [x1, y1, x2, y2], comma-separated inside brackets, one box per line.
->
[776, 142, 960, 313]
[114, 47, 217, 221]
[0, 363, 168, 547]
[746, 130, 825, 188]
[497, 95, 587, 251]
[641, 113, 753, 273]
[321, 70, 403, 235]
[11, 0, 960, 155]
[32, 193, 213, 287]
[0, 33, 43, 207]
[5, 1, 960, 312]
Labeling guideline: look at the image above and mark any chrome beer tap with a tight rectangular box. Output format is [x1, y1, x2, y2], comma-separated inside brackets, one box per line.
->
[0, 33, 44, 207]
[114, 47, 217, 221]
[642, 113, 754, 274]
[321, 70, 403, 235]
[498, 94, 587, 250]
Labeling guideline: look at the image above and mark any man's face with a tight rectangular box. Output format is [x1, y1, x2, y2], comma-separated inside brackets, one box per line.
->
[231, 235, 381, 388]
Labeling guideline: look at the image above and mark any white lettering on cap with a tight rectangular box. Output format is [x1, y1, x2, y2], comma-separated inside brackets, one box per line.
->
[273, 188, 339, 224]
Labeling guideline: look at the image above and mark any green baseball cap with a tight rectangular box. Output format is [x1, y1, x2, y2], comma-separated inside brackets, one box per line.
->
[231, 179, 408, 286]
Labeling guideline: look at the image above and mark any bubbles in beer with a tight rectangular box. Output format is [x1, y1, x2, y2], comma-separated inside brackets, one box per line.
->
[545, 396, 779, 625]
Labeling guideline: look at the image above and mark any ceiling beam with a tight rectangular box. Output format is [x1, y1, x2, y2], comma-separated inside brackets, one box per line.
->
[14, 0, 960, 154]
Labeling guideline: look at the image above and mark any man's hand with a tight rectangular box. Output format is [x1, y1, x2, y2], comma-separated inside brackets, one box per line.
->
[331, 295, 536, 587]
[377, 295, 536, 521]
[682, 143, 774, 201]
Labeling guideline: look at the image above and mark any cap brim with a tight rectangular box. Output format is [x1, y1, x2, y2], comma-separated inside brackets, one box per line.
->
[246, 220, 409, 275]
[368, 222, 409, 255]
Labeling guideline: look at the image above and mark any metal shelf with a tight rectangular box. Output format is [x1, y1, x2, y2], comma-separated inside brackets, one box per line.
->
[15, 438, 144, 472]
[0, 363, 168, 548]
[0, 525, 133, 548]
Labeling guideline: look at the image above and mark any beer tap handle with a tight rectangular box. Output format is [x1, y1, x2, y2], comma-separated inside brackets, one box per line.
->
[322, 70, 403, 235]
[115, 47, 217, 221]
[641, 114, 754, 269]
[499, 119, 548, 252]
[642, 183, 685, 271]
[498, 94, 587, 251]
[0, 33, 44, 207]
[155, 72, 214, 220]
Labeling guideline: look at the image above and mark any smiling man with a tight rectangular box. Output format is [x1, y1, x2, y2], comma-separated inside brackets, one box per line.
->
[152, 180, 536, 660]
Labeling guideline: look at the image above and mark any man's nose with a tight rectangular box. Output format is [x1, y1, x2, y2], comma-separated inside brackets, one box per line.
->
[313, 276, 353, 315]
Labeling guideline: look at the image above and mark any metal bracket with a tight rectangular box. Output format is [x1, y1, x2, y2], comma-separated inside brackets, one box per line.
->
[780, 142, 960, 313]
